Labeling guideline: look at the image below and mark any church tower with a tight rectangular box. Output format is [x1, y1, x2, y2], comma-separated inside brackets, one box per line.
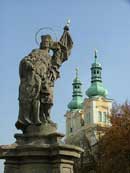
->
[68, 68, 83, 110]
[84, 50, 112, 127]
[86, 50, 108, 98]
[65, 51, 113, 145]
[65, 68, 83, 137]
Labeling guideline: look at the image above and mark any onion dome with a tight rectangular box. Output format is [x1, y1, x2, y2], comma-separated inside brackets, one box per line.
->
[86, 50, 108, 98]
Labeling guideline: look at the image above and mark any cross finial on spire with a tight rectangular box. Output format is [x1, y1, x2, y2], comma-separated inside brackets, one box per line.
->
[94, 49, 98, 63]
[76, 67, 79, 78]
[64, 18, 71, 31]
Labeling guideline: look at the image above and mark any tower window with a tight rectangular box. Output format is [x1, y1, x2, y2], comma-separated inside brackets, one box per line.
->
[70, 127, 73, 132]
[103, 112, 107, 122]
[94, 70, 96, 74]
[97, 70, 99, 74]
[98, 111, 102, 122]
[74, 86, 80, 89]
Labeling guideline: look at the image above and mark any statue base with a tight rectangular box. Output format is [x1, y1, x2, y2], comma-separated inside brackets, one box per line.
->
[0, 123, 83, 173]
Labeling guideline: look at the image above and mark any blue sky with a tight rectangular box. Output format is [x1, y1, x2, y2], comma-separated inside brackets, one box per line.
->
[0, 0, 130, 171]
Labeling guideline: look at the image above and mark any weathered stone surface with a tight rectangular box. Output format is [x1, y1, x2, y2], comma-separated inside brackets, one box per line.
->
[0, 134, 83, 173]
[23, 122, 57, 135]
[0, 117, 83, 173]
[16, 25, 73, 131]
[14, 122, 65, 146]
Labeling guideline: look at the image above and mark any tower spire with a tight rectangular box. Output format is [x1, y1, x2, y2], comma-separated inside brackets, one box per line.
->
[76, 67, 79, 78]
[86, 51, 108, 98]
[68, 68, 83, 110]
[94, 49, 98, 63]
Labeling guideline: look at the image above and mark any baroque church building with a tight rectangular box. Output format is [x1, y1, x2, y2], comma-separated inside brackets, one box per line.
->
[65, 51, 113, 171]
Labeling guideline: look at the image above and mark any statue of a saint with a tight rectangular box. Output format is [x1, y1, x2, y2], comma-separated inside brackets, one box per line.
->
[15, 24, 73, 130]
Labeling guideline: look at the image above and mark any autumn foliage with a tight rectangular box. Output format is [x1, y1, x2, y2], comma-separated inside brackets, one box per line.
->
[96, 102, 130, 173]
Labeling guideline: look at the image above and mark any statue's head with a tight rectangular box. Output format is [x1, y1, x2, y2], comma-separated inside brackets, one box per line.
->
[40, 35, 53, 49]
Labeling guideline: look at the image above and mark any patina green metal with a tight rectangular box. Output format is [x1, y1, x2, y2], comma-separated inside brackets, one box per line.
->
[86, 50, 108, 98]
[68, 68, 83, 110]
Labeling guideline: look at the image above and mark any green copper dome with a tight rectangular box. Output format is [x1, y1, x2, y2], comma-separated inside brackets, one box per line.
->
[68, 68, 83, 110]
[86, 50, 108, 98]
[86, 82, 108, 97]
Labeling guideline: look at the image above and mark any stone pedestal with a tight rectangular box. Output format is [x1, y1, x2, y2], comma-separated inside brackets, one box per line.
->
[0, 123, 83, 173]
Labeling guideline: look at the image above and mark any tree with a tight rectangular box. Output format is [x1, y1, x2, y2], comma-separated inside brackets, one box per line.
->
[96, 102, 130, 173]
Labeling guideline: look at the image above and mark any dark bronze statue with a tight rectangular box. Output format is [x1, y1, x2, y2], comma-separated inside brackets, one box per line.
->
[15, 24, 73, 130]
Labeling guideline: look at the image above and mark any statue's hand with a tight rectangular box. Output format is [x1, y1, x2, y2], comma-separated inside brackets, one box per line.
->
[48, 68, 58, 82]
[50, 42, 60, 51]
[48, 72, 55, 81]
